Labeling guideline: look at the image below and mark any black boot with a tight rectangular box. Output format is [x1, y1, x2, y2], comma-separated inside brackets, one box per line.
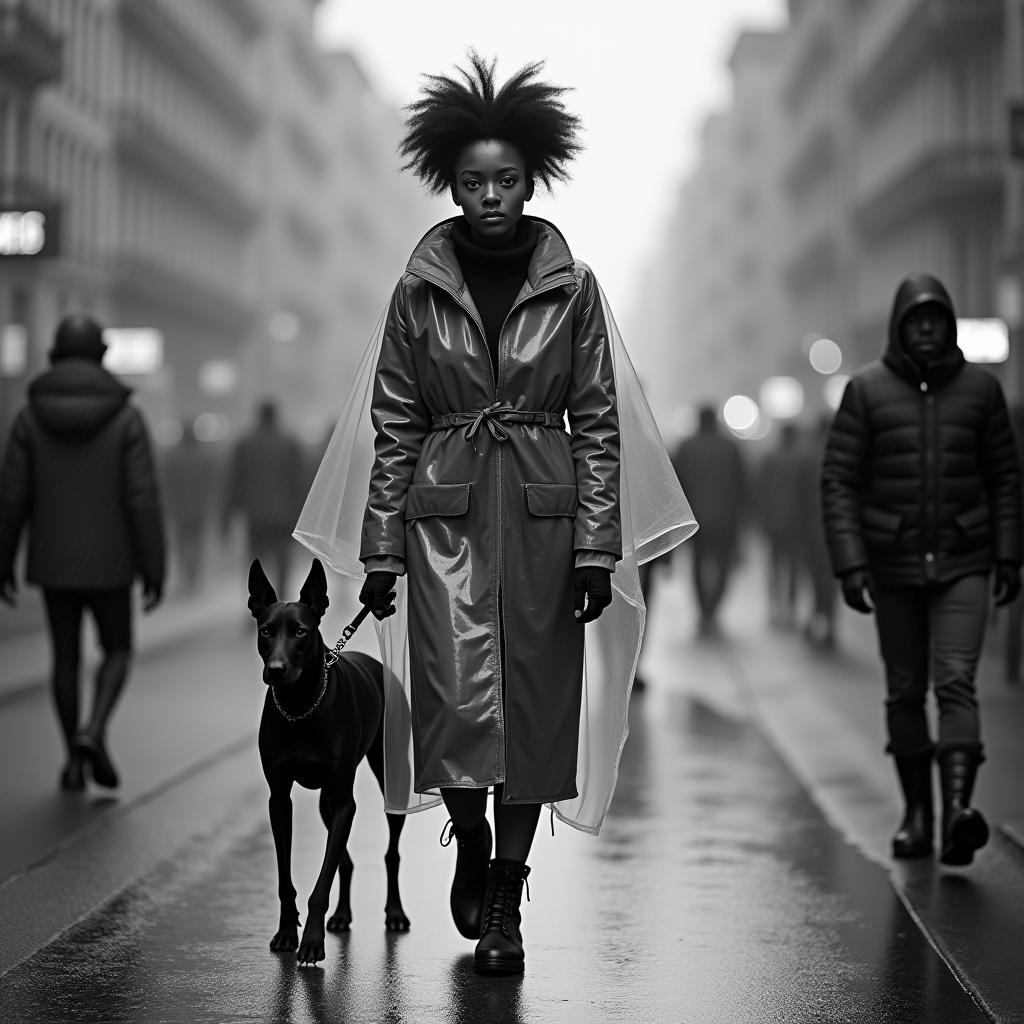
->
[891, 753, 934, 858]
[938, 748, 989, 867]
[474, 859, 530, 975]
[442, 818, 492, 939]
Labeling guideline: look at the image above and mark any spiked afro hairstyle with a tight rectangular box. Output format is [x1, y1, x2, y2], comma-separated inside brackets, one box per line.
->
[399, 51, 583, 194]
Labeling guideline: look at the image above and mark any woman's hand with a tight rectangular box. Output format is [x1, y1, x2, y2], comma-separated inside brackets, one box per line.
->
[359, 571, 398, 619]
[574, 566, 612, 623]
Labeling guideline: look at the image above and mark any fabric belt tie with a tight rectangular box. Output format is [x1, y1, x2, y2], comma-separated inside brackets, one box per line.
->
[431, 402, 563, 450]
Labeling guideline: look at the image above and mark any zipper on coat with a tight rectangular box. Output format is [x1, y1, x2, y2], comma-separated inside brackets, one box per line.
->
[921, 385, 938, 581]
[409, 267, 578, 791]
[488, 275, 575, 795]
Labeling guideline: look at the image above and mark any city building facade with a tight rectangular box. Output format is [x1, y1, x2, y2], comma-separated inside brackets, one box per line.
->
[0, 0, 429, 448]
[635, 0, 1021, 436]
[627, 30, 786, 437]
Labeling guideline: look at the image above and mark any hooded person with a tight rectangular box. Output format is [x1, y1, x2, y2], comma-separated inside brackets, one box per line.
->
[0, 313, 166, 792]
[294, 53, 696, 975]
[821, 272, 1022, 868]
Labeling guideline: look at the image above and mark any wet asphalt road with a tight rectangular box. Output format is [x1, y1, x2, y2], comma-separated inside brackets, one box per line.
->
[0, 559, 1019, 1021]
[0, 689, 985, 1022]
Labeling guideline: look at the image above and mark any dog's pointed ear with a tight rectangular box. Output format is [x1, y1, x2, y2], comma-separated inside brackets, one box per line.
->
[247, 559, 278, 619]
[298, 558, 329, 622]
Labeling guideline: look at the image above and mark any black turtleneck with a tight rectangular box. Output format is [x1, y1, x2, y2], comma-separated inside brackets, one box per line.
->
[451, 218, 539, 376]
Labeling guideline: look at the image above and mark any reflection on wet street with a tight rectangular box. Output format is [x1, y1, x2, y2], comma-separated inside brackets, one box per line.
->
[0, 687, 984, 1023]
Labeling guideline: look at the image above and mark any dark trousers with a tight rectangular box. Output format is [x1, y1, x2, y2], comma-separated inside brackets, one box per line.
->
[42, 587, 133, 753]
[690, 535, 735, 623]
[767, 534, 800, 626]
[872, 574, 988, 758]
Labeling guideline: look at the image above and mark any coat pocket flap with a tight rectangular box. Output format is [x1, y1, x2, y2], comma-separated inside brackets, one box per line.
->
[861, 507, 903, 534]
[406, 483, 471, 520]
[954, 506, 989, 531]
[524, 483, 579, 517]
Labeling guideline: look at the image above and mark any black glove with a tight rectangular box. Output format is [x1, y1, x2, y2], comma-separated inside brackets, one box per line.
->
[574, 566, 612, 624]
[142, 581, 163, 613]
[994, 561, 1021, 607]
[359, 571, 397, 620]
[840, 568, 874, 614]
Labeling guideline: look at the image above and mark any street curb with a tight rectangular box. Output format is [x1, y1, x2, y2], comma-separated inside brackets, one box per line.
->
[727, 638, 1024, 1024]
[0, 733, 261, 979]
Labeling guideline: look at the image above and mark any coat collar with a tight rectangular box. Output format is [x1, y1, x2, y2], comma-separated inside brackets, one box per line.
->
[406, 216, 576, 297]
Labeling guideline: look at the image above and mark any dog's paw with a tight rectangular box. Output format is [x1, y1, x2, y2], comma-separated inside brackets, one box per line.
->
[269, 929, 299, 953]
[385, 911, 411, 933]
[326, 910, 352, 932]
[295, 937, 326, 967]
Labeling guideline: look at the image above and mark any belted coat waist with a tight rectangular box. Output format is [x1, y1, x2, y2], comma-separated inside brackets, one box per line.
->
[430, 403, 564, 446]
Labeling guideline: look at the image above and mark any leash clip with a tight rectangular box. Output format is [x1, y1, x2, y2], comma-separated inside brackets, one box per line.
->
[324, 604, 372, 668]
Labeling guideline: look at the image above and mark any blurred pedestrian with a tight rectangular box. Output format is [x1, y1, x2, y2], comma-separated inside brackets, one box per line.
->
[161, 418, 217, 593]
[0, 314, 165, 791]
[756, 421, 804, 629]
[671, 404, 747, 637]
[797, 413, 837, 650]
[1003, 399, 1024, 685]
[295, 52, 695, 975]
[221, 398, 305, 598]
[821, 272, 1021, 867]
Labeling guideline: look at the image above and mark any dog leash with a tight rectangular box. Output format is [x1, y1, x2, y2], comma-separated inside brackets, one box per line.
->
[325, 604, 372, 667]
[273, 605, 373, 723]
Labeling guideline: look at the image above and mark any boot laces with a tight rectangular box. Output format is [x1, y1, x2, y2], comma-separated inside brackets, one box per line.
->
[442, 818, 490, 888]
[482, 867, 530, 936]
[440, 817, 487, 850]
[439, 819, 455, 847]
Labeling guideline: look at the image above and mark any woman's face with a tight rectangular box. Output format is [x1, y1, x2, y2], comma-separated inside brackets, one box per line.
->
[450, 139, 534, 246]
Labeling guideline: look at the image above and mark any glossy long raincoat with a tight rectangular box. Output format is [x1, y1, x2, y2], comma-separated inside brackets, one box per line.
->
[296, 216, 696, 833]
[363, 217, 620, 805]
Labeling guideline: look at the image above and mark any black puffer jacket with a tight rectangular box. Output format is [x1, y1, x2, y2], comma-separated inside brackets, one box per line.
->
[0, 358, 165, 590]
[821, 272, 1021, 586]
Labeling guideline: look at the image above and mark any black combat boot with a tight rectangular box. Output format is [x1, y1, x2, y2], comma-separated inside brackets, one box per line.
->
[441, 818, 492, 939]
[938, 748, 989, 867]
[474, 859, 531, 975]
[891, 753, 934, 858]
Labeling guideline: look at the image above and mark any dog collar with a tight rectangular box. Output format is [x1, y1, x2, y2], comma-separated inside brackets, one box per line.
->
[272, 654, 329, 723]
[271, 607, 370, 723]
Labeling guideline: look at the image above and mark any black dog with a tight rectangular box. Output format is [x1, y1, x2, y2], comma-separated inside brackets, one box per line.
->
[248, 558, 409, 967]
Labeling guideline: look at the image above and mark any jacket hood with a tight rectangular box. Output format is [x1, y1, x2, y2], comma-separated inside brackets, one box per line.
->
[406, 216, 576, 296]
[883, 272, 963, 386]
[28, 359, 131, 438]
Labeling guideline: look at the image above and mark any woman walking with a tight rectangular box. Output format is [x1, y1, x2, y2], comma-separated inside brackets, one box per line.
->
[296, 53, 694, 974]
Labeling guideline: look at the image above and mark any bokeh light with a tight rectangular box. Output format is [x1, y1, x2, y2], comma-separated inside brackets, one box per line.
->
[722, 394, 759, 434]
[957, 318, 1009, 363]
[760, 376, 804, 419]
[808, 337, 842, 374]
[193, 412, 231, 443]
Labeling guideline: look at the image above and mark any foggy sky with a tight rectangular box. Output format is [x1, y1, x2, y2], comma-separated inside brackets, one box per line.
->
[313, 1, 787, 319]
